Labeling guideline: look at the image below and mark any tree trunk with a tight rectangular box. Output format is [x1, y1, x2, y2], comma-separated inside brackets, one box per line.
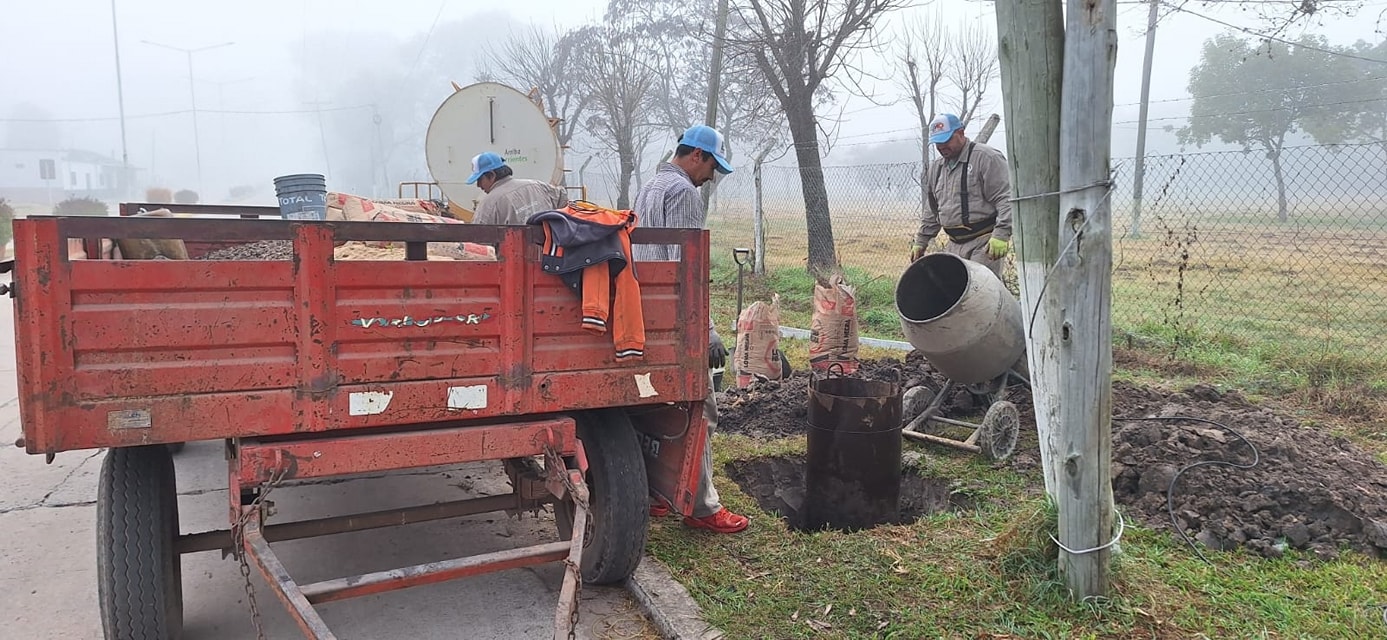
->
[918, 111, 931, 219]
[996, 0, 1065, 501]
[617, 147, 636, 210]
[786, 98, 838, 278]
[929, 79, 939, 122]
[1270, 150, 1288, 223]
[1055, 0, 1117, 599]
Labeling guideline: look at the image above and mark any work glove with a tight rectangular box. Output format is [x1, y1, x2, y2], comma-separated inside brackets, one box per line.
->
[986, 237, 1010, 260]
[709, 329, 728, 370]
[910, 243, 927, 262]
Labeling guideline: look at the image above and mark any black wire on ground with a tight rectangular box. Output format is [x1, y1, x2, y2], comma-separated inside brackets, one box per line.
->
[1113, 415, 1261, 566]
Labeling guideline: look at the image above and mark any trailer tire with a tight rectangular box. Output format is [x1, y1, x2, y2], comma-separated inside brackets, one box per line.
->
[97, 446, 183, 640]
[557, 409, 649, 585]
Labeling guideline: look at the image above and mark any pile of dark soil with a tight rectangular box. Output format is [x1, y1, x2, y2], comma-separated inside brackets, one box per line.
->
[1111, 383, 1387, 560]
[199, 240, 294, 261]
[716, 353, 1387, 559]
[716, 355, 977, 438]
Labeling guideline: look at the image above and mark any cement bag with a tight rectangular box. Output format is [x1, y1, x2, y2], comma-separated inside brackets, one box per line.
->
[67, 238, 89, 260]
[114, 209, 189, 261]
[71, 238, 116, 260]
[340, 195, 463, 249]
[329, 192, 443, 217]
[809, 273, 860, 374]
[734, 295, 783, 388]
[427, 241, 498, 261]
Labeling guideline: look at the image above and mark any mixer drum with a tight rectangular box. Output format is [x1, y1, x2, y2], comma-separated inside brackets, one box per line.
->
[894, 253, 1025, 384]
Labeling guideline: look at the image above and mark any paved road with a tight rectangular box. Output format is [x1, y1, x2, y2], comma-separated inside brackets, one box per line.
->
[0, 279, 655, 640]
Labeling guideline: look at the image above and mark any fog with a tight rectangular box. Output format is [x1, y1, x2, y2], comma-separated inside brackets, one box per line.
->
[2, 0, 1382, 208]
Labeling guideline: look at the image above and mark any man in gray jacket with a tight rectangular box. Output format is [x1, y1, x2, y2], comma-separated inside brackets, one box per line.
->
[911, 113, 1013, 279]
[467, 152, 569, 225]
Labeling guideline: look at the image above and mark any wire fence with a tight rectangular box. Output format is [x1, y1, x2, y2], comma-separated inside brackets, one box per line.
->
[587, 142, 1387, 384]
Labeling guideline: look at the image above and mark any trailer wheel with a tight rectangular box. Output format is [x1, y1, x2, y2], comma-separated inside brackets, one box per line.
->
[555, 409, 649, 585]
[97, 445, 183, 640]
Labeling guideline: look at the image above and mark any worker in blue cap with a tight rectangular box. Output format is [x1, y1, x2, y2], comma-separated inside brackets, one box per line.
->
[632, 124, 748, 534]
[911, 113, 1013, 279]
[466, 151, 568, 225]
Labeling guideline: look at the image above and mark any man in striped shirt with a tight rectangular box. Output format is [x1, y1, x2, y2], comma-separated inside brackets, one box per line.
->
[635, 125, 748, 534]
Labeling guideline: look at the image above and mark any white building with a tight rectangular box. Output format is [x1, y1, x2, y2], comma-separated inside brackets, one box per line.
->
[0, 148, 140, 204]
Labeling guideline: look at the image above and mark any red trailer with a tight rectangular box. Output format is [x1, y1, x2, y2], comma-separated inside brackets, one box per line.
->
[7, 206, 712, 640]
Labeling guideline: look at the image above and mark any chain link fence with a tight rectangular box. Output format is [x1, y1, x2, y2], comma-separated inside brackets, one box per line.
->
[586, 142, 1387, 385]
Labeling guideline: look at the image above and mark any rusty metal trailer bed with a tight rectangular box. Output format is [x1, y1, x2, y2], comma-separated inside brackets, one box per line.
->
[8, 207, 711, 639]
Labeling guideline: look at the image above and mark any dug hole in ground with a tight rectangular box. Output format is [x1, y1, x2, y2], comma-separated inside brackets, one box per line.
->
[716, 351, 1387, 560]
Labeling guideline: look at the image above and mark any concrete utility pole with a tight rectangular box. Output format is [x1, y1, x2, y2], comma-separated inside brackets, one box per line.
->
[1055, 0, 1118, 599]
[110, 0, 130, 198]
[142, 39, 234, 195]
[1130, 0, 1161, 238]
[303, 99, 335, 179]
[701, 0, 730, 208]
[994, 0, 1065, 500]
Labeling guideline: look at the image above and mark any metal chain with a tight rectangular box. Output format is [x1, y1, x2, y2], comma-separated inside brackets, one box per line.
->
[565, 558, 582, 640]
[231, 464, 290, 640]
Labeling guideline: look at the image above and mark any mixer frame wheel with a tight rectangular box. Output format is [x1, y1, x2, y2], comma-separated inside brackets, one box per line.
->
[979, 401, 1020, 461]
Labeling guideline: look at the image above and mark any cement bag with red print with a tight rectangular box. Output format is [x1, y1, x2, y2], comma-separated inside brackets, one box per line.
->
[734, 295, 783, 388]
[809, 273, 860, 374]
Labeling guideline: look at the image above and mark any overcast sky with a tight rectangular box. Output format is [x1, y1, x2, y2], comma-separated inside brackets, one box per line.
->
[2, 0, 1383, 200]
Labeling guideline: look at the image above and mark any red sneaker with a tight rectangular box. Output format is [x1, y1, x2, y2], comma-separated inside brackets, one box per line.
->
[649, 498, 671, 517]
[683, 508, 749, 533]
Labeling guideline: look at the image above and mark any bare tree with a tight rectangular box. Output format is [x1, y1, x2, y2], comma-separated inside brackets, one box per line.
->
[897, 15, 950, 129]
[731, 0, 909, 278]
[896, 14, 950, 219]
[949, 21, 1000, 126]
[576, 22, 657, 209]
[476, 24, 589, 147]
[606, 0, 712, 139]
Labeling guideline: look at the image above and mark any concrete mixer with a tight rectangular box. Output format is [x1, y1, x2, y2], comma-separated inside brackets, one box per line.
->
[893, 253, 1030, 460]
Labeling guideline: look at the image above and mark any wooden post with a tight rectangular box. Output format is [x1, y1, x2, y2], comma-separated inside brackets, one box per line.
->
[1130, 0, 1160, 238]
[753, 150, 770, 275]
[995, 0, 1065, 499]
[1055, 0, 1117, 598]
[975, 113, 1002, 144]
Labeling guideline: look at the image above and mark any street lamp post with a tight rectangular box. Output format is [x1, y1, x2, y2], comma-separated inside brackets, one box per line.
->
[110, 0, 130, 198]
[141, 39, 233, 196]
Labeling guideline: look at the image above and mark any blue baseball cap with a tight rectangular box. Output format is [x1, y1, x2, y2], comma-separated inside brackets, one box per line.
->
[465, 152, 506, 184]
[928, 113, 963, 144]
[679, 125, 733, 174]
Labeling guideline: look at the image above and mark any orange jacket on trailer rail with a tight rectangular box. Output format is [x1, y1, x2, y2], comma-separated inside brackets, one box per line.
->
[528, 203, 646, 360]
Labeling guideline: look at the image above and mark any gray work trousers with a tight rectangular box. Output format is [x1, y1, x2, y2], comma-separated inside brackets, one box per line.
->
[693, 370, 722, 518]
[944, 234, 1003, 280]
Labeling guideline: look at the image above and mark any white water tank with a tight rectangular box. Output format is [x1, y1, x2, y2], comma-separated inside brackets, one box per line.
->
[424, 82, 563, 214]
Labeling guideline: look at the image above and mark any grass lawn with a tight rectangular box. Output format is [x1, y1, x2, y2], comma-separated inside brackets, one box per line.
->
[646, 343, 1387, 639]
[648, 433, 1387, 638]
